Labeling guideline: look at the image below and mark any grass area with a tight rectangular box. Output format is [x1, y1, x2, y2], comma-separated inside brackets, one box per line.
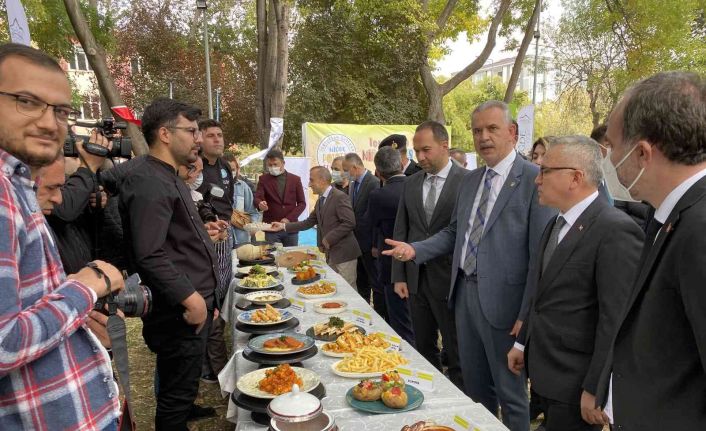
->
[125, 318, 234, 431]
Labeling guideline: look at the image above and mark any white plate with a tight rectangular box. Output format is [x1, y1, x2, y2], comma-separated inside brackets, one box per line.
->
[244, 290, 283, 305]
[237, 309, 294, 326]
[313, 300, 347, 315]
[320, 347, 353, 358]
[330, 360, 385, 379]
[237, 265, 277, 275]
[236, 366, 320, 399]
[235, 273, 283, 290]
[296, 283, 337, 299]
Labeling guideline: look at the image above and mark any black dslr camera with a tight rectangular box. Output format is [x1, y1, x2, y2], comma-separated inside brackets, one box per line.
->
[64, 118, 132, 159]
[196, 184, 225, 223]
[94, 273, 152, 318]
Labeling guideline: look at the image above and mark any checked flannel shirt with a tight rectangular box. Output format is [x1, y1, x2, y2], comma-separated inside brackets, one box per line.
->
[0, 149, 120, 430]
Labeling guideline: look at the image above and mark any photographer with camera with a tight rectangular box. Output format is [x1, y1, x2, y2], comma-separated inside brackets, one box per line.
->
[119, 98, 219, 430]
[0, 43, 123, 430]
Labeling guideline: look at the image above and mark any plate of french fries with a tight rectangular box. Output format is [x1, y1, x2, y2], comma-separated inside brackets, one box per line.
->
[331, 346, 409, 378]
[321, 332, 392, 357]
[237, 304, 293, 326]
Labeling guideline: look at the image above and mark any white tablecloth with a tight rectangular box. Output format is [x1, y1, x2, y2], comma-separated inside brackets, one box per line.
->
[218, 249, 509, 431]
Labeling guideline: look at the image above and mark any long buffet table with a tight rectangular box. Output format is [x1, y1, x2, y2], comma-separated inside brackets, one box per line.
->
[219, 248, 509, 431]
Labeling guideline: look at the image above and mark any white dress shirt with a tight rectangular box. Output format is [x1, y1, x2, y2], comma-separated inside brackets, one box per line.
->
[512, 190, 599, 353]
[422, 159, 452, 209]
[605, 166, 706, 423]
[460, 150, 517, 264]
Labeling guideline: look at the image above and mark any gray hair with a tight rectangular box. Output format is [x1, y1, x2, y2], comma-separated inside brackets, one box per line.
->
[311, 165, 332, 182]
[374, 147, 402, 179]
[620, 71, 705, 165]
[344, 152, 364, 167]
[472, 100, 513, 125]
[545, 135, 604, 187]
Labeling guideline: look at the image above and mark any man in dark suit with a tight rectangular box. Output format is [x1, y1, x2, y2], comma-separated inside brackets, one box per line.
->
[385, 101, 556, 431]
[366, 147, 414, 344]
[270, 166, 361, 287]
[254, 148, 306, 246]
[507, 136, 644, 431]
[379, 133, 422, 176]
[593, 72, 706, 429]
[390, 121, 466, 388]
[342, 152, 385, 318]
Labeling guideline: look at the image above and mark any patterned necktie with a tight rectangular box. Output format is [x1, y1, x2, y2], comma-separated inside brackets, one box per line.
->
[462, 169, 498, 275]
[424, 175, 437, 224]
[542, 215, 567, 274]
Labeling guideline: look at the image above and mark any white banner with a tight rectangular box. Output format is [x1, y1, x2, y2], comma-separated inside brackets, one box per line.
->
[516, 105, 535, 156]
[6, 0, 31, 45]
[240, 117, 284, 168]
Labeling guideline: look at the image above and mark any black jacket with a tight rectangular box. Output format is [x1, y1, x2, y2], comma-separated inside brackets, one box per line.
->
[519, 197, 643, 404]
[404, 160, 422, 176]
[366, 175, 406, 284]
[596, 176, 706, 430]
[119, 156, 219, 314]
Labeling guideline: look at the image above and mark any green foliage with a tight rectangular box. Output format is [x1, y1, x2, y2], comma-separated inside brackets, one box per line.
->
[284, 0, 429, 152]
[534, 89, 594, 138]
[444, 76, 529, 151]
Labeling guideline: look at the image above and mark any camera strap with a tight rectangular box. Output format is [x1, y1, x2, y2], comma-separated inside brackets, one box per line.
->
[107, 308, 136, 431]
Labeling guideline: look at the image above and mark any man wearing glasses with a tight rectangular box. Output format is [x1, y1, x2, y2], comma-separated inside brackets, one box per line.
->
[507, 136, 643, 430]
[0, 43, 126, 430]
[119, 98, 220, 430]
[384, 101, 555, 431]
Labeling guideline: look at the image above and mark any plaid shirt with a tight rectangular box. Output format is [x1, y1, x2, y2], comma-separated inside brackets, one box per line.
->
[0, 149, 120, 430]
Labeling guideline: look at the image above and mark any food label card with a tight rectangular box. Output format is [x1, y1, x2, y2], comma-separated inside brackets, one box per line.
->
[288, 298, 307, 313]
[395, 366, 434, 392]
[351, 309, 373, 326]
[452, 415, 482, 431]
[375, 332, 402, 351]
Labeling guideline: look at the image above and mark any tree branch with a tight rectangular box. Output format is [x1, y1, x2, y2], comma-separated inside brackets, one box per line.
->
[504, 0, 541, 103]
[439, 0, 512, 95]
[434, 0, 459, 39]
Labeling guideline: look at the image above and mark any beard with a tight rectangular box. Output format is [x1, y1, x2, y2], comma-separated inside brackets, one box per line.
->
[0, 134, 59, 169]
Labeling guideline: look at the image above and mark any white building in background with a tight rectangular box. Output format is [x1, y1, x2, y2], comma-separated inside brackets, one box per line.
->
[64, 45, 103, 121]
[471, 54, 558, 103]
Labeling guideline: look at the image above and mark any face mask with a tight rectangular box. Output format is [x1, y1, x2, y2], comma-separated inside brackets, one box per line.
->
[268, 166, 283, 176]
[190, 172, 203, 191]
[608, 144, 645, 201]
[331, 170, 343, 184]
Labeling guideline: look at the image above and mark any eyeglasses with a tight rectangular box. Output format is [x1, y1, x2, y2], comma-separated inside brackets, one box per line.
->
[167, 126, 202, 139]
[538, 166, 579, 176]
[0, 91, 80, 125]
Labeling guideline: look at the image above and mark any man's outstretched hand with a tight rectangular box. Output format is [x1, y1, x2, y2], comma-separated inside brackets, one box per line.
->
[382, 239, 416, 262]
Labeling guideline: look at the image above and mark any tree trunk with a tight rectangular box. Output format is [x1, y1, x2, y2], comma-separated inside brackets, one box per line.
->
[420, 61, 445, 123]
[504, 0, 541, 103]
[255, 0, 290, 149]
[255, 0, 269, 149]
[62, 0, 148, 155]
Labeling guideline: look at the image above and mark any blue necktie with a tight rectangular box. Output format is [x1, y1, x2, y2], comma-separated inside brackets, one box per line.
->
[462, 169, 498, 275]
[351, 180, 360, 204]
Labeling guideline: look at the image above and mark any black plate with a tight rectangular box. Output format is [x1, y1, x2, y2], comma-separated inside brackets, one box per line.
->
[236, 317, 300, 335]
[291, 273, 321, 285]
[233, 284, 284, 295]
[305, 325, 367, 342]
[234, 270, 279, 279]
[238, 254, 276, 267]
[236, 297, 291, 311]
[242, 344, 318, 365]
[231, 382, 326, 420]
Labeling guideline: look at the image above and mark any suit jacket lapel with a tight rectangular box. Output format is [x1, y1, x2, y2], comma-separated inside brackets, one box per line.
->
[457, 168, 484, 237]
[623, 177, 706, 316]
[410, 173, 429, 230]
[429, 163, 461, 227]
[536, 198, 607, 300]
[484, 157, 523, 235]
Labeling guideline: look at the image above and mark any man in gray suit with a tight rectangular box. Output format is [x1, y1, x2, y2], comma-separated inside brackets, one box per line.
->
[391, 121, 467, 389]
[271, 166, 361, 287]
[343, 153, 385, 318]
[385, 101, 556, 431]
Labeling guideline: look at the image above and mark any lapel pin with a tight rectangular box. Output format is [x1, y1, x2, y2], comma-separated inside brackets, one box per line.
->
[665, 223, 673, 233]
[578, 225, 583, 231]
[510, 181, 516, 187]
